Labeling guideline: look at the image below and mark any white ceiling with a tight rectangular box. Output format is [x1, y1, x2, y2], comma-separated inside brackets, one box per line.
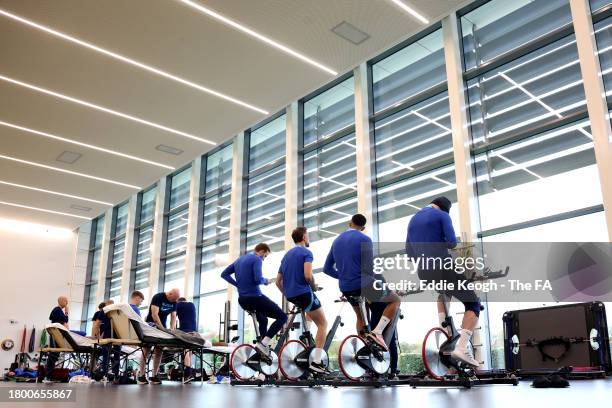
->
[0, 0, 464, 229]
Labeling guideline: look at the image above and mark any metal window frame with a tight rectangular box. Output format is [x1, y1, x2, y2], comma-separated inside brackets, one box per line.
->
[478, 205, 605, 238]
[81, 217, 101, 326]
[128, 183, 157, 292]
[159, 165, 191, 289]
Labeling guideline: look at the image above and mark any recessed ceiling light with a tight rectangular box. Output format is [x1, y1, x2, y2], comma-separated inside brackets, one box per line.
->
[0, 74, 216, 145]
[0, 179, 112, 205]
[0, 200, 90, 220]
[331, 21, 370, 45]
[0, 8, 268, 115]
[388, 0, 429, 24]
[155, 144, 184, 156]
[56, 150, 82, 164]
[0, 120, 174, 170]
[180, 0, 338, 76]
[0, 154, 140, 189]
[70, 204, 92, 212]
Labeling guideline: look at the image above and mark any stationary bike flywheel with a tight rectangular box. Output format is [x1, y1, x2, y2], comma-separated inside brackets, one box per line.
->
[422, 327, 451, 380]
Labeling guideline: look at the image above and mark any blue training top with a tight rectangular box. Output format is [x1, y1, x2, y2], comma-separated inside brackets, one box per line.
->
[49, 306, 68, 324]
[221, 252, 266, 297]
[279, 245, 314, 298]
[130, 304, 141, 317]
[323, 229, 375, 292]
[406, 206, 457, 261]
[145, 292, 177, 328]
[92, 310, 111, 338]
[176, 301, 197, 332]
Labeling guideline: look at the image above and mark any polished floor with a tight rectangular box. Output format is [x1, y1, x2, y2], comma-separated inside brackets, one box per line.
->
[1, 378, 611, 408]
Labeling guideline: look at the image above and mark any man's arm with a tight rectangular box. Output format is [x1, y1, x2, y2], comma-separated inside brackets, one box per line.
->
[405, 225, 414, 256]
[170, 311, 177, 330]
[323, 249, 338, 279]
[92, 319, 101, 338]
[253, 258, 267, 285]
[150, 305, 164, 329]
[62, 308, 69, 328]
[441, 214, 458, 249]
[361, 238, 375, 278]
[275, 272, 284, 294]
[304, 262, 317, 290]
[220, 263, 238, 287]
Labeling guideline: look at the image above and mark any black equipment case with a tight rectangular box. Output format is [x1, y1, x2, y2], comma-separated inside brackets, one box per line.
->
[503, 302, 611, 373]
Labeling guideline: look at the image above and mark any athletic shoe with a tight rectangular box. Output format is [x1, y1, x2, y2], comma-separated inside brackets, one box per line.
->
[137, 375, 149, 385]
[207, 376, 217, 384]
[42, 379, 60, 384]
[183, 374, 194, 384]
[309, 361, 328, 375]
[220, 376, 231, 384]
[451, 347, 479, 367]
[366, 332, 389, 351]
[149, 375, 162, 385]
[255, 342, 270, 357]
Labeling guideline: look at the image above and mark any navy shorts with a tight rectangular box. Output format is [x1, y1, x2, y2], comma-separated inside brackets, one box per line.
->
[342, 285, 390, 307]
[287, 291, 321, 312]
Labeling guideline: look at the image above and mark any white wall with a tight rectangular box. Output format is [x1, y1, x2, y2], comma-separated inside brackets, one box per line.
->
[0, 224, 78, 372]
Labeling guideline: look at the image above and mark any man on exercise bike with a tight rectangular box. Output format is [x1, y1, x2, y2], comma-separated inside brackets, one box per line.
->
[323, 214, 401, 351]
[276, 227, 328, 374]
[221, 243, 287, 358]
[406, 196, 480, 367]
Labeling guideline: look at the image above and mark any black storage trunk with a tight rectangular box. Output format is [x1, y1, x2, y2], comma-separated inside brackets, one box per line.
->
[503, 302, 611, 373]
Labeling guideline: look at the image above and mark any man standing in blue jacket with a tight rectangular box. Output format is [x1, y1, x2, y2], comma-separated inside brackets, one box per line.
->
[406, 196, 480, 367]
[323, 214, 400, 351]
[221, 243, 287, 357]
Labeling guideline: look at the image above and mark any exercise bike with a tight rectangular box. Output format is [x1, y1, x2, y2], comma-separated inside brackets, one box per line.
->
[278, 297, 346, 381]
[421, 294, 479, 380]
[416, 265, 518, 387]
[229, 310, 280, 380]
[337, 295, 392, 381]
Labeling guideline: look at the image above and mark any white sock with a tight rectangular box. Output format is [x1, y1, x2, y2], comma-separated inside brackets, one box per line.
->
[456, 328, 472, 350]
[438, 313, 446, 326]
[373, 316, 391, 335]
[260, 336, 271, 346]
[311, 348, 323, 364]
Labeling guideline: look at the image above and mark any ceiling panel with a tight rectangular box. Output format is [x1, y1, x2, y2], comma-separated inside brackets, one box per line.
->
[0, 160, 133, 204]
[0, 0, 464, 230]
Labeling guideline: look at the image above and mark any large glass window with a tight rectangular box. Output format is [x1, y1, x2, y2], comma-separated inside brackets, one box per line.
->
[105, 203, 128, 302]
[81, 216, 104, 332]
[370, 26, 457, 373]
[162, 167, 191, 291]
[465, 33, 587, 145]
[590, 0, 611, 12]
[373, 28, 454, 240]
[303, 76, 355, 146]
[245, 114, 287, 256]
[461, 0, 607, 369]
[461, 0, 573, 72]
[242, 114, 286, 342]
[130, 186, 157, 303]
[295, 79, 359, 369]
[197, 144, 233, 338]
[372, 29, 446, 113]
